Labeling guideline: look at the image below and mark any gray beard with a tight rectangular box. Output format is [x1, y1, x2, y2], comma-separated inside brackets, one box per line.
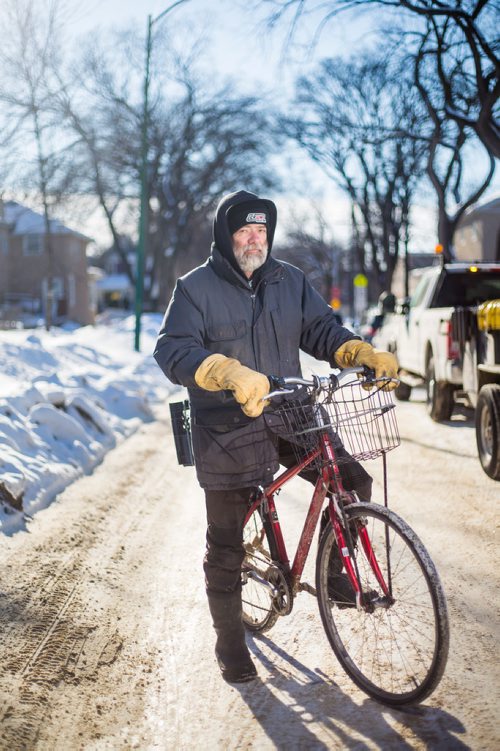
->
[234, 244, 268, 275]
[237, 252, 266, 275]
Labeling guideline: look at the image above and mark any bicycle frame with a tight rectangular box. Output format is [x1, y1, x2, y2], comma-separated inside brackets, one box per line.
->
[241, 374, 448, 705]
[244, 427, 392, 602]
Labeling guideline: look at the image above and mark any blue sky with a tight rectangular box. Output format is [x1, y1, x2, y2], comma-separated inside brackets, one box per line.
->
[62, 0, 374, 246]
[66, 0, 374, 89]
[40, 2, 500, 249]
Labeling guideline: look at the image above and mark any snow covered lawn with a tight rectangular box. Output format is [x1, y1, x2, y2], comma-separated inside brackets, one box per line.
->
[0, 313, 172, 533]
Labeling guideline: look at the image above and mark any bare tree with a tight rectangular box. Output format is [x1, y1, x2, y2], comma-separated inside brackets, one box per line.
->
[149, 73, 281, 305]
[413, 34, 496, 257]
[263, 0, 500, 157]
[0, 0, 79, 329]
[284, 55, 427, 295]
[0, 106, 24, 192]
[275, 202, 346, 303]
[58, 28, 282, 308]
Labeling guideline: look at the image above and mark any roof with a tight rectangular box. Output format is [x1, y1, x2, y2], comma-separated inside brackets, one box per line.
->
[3, 200, 92, 242]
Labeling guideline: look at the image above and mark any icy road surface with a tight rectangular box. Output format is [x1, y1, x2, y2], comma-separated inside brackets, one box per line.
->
[0, 389, 498, 750]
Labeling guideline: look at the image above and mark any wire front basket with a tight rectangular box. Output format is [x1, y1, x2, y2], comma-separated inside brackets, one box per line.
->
[273, 378, 401, 468]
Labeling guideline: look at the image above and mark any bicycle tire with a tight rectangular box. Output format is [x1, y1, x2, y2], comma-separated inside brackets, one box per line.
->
[241, 508, 280, 633]
[316, 502, 449, 706]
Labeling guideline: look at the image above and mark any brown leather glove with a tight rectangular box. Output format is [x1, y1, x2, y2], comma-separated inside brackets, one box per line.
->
[334, 340, 398, 391]
[194, 354, 270, 417]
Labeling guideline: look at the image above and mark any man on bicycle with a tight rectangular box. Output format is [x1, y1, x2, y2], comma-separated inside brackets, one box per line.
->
[154, 190, 397, 684]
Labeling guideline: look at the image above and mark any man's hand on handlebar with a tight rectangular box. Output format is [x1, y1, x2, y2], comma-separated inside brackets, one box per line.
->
[334, 341, 398, 391]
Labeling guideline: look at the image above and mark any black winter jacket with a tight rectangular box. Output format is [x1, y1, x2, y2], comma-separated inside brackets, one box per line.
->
[154, 190, 357, 490]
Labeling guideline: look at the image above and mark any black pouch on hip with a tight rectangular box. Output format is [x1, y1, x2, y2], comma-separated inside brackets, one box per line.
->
[169, 400, 194, 466]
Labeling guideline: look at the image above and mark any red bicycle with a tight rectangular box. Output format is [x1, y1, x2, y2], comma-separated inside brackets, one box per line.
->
[241, 368, 449, 706]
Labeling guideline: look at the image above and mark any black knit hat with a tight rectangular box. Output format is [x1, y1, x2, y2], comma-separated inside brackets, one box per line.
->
[227, 200, 269, 235]
[212, 191, 277, 273]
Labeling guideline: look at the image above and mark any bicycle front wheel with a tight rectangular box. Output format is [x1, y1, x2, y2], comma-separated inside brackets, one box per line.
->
[316, 502, 449, 706]
[241, 508, 280, 633]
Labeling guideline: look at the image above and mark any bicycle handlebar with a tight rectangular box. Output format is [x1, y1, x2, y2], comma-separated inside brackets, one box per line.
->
[264, 367, 395, 400]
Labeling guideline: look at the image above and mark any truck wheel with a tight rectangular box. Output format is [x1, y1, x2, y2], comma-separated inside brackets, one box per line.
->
[475, 384, 500, 481]
[395, 380, 412, 401]
[426, 356, 454, 422]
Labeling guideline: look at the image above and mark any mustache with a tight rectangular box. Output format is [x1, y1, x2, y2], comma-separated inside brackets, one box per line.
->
[241, 243, 267, 253]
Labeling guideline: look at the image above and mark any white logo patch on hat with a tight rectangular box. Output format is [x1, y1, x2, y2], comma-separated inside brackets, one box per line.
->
[246, 212, 266, 223]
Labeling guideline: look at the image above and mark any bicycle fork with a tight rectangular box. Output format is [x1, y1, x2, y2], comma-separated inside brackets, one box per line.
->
[322, 439, 393, 610]
[329, 500, 394, 610]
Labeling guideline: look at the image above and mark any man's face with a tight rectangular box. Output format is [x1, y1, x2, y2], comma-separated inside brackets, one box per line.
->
[231, 223, 268, 278]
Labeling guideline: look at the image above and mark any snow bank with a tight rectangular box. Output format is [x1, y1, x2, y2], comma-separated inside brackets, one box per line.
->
[0, 313, 173, 534]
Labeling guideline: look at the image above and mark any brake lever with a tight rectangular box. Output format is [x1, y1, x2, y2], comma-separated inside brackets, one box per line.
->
[263, 374, 296, 400]
[262, 388, 296, 400]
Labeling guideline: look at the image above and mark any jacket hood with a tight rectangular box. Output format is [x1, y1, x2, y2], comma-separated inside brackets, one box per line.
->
[212, 190, 277, 276]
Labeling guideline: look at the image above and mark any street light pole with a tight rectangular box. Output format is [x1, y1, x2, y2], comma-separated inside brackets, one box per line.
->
[134, 0, 190, 352]
[134, 15, 152, 352]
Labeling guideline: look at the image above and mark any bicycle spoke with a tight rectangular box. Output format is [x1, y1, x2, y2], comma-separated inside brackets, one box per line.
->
[316, 503, 448, 705]
[241, 509, 279, 632]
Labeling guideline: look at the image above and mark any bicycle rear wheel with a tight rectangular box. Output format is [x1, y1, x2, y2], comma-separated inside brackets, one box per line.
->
[241, 508, 280, 633]
[316, 502, 449, 706]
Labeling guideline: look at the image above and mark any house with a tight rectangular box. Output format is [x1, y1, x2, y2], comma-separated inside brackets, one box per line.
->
[454, 196, 500, 262]
[0, 200, 94, 326]
[91, 242, 135, 311]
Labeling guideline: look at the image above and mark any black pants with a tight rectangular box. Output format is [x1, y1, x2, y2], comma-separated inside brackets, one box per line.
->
[203, 439, 372, 595]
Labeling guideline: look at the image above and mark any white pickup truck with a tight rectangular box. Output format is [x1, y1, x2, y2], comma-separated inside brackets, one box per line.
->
[373, 262, 500, 426]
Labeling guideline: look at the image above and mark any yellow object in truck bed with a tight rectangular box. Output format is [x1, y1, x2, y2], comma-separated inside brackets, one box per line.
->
[477, 300, 500, 331]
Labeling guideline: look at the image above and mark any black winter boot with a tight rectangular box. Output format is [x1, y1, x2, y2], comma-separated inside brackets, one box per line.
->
[207, 590, 257, 684]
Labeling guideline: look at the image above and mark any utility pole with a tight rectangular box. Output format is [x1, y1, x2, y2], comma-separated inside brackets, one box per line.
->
[134, 0, 190, 352]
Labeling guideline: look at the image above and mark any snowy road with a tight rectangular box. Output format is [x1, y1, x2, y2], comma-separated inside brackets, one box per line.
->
[0, 392, 498, 750]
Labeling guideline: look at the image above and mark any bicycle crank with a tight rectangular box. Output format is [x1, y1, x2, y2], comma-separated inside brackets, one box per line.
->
[244, 569, 279, 598]
[268, 566, 293, 616]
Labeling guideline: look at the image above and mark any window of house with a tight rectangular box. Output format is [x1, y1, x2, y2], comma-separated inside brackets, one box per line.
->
[67, 273, 76, 309]
[52, 276, 64, 298]
[109, 251, 120, 274]
[23, 234, 43, 256]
